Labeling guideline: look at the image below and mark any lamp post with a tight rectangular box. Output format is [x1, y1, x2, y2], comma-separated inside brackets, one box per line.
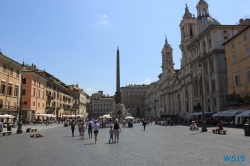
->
[198, 64, 207, 132]
[17, 76, 24, 134]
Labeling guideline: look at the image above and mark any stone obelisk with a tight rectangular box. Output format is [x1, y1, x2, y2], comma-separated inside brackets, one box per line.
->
[115, 47, 121, 104]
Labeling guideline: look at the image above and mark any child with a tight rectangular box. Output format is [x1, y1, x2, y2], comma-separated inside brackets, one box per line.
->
[81, 122, 86, 139]
[109, 126, 114, 144]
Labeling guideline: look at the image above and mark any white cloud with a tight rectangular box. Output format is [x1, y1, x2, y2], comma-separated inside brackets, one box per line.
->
[99, 14, 108, 25]
[85, 88, 93, 93]
[143, 78, 150, 84]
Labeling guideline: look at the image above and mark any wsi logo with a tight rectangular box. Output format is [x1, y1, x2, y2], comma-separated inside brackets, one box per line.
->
[224, 155, 245, 162]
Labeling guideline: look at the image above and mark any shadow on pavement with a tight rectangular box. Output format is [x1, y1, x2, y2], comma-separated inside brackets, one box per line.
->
[190, 132, 203, 135]
[84, 143, 95, 145]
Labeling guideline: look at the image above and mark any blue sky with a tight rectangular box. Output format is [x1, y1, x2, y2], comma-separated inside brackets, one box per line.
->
[0, 0, 249, 96]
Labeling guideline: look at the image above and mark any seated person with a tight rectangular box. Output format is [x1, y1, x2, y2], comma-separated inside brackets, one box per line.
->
[217, 122, 223, 130]
[30, 133, 43, 138]
[189, 122, 198, 130]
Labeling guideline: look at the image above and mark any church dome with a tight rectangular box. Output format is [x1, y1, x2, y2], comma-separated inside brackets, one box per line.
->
[196, 0, 220, 34]
[197, 16, 220, 34]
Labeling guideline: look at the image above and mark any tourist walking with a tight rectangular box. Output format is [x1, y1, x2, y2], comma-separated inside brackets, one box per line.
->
[81, 122, 86, 139]
[93, 120, 100, 144]
[109, 126, 114, 144]
[143, 120, 147, 131]
[71, 120, 76, 137]
[78, 120, 82, 136]
[114, 119, 121, 143]
[86, 119, 94, 139]
[0, 119, 3, 132]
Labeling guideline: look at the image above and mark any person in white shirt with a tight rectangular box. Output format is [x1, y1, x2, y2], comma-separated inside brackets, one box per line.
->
[93, 120, 100, 144]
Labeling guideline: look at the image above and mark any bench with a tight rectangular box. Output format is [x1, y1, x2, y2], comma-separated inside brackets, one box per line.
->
[221, 130, 227, 135]
[211, 129, 227, 134]
[30, 128, 37, 132]
[0, 131, 12, 136]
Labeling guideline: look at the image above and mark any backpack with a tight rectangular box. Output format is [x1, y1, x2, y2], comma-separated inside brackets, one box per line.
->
[88, 122, 92, 129]
[71, 122, 76, 128]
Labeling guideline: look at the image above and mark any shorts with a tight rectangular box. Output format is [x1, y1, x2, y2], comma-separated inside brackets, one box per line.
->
[114, 130, 119, 136]
[94, 130, 98, 133]
[110, 134, 113, 139]
[88, 128, 92, 133]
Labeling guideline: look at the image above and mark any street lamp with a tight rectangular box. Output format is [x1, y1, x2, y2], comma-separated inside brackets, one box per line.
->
[198, 64, 207, 132]
[17, 76, 24, 134]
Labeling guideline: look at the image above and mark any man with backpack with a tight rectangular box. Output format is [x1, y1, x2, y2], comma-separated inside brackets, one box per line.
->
[86, 119, 94, 139]
[71, 120, 76, 137]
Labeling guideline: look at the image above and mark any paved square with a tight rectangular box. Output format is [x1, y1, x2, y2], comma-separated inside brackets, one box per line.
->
[0, 123, 249, 166]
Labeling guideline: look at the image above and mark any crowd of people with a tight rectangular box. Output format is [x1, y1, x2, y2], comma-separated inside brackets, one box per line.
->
[68, 118, 122, 144]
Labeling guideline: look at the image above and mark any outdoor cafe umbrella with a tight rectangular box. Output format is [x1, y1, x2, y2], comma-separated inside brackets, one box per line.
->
[103, 115, 111, 118]
[235, 110, 250, 118]
[124, 116, 134, 120]
[225, 109, 246, 117]
[34, 114, 47, 117]
[212, 110, 228, 117]
[218, 110, 232, 117]
[0, 114, 15, 118]
[46, 114, 56, 117]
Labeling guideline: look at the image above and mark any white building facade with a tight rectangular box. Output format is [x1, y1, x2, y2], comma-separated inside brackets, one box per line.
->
[144, 0, 248, 119]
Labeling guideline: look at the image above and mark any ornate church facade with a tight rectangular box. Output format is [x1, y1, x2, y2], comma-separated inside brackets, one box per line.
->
[144, 0, 248, 118]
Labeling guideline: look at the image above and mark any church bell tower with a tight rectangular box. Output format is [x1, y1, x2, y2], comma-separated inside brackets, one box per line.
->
[161, 36, 174, 78]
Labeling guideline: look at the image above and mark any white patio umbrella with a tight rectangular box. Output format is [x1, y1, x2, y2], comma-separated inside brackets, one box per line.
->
[46, 114, 56, 117]
[103, 115, 111, 118]
[212, 110, 228, 117]
[235, 110, 250, 118]
[34, 114, 46, 117]
[218, 110, 231, 117]
[75, 115, 84, 117]
[124, 116, 134, 120]
[225, 109, 246, 117]
[0, 114, 15, 118]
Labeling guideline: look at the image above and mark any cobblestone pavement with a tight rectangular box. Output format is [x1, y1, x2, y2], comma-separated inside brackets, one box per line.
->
[0, 123, 249, 166]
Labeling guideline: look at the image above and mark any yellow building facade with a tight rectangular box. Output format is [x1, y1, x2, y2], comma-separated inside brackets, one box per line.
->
[0, 52, 22, 119]
[224, 25, 250, 110]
